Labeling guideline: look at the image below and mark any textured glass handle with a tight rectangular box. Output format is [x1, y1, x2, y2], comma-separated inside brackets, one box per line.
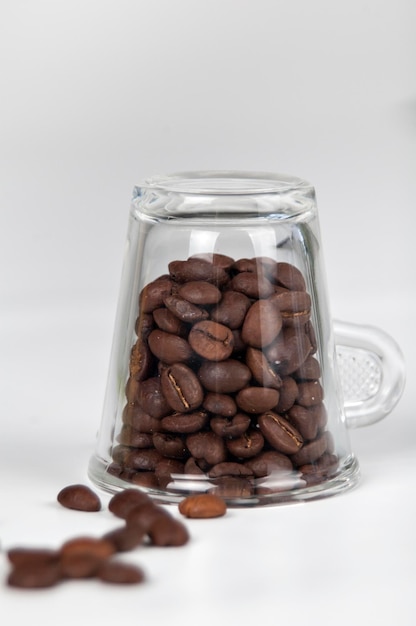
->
[334, 320, 406, 428]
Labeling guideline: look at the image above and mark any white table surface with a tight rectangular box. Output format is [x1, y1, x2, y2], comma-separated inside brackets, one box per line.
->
[1, 296, 415, 626]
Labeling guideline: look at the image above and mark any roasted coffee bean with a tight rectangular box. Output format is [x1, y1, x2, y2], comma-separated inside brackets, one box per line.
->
[98, 560, 145, 584]
[209, 476, 254, 498]
[297, 380, 324, 407]
[148, 329, 194, 364]
[246, 347, 282, 389]
[139, 276, 173, 313]
[160, 363, 204, 413]
[7, 560, 62, 589]
[129, 339, 153, 381]
[153, 307, 188, 335]
[135, 312, 155, 339]
[271, 290, 311, 326]
[275, 376, 298, 412]
[126, 502, 170, 530]
[258, 411, 303, 454]
[153, 432, 188, 459]
[210, 291, 251, 329]
[293, 355, 321, 381]
[130, 471, 160, 488]
[155, 458, 185, 487]
[60, 537, 115, 563]
[210, 413, 251, 438]
[305, 320, 318, 353]
[241, 298, 283, 348]
[236, 387, 280, 414]
[288, 404, 322, 440]
[184, 457, 206, 474]
[230, 271, 274, 299]
[148, 516, 190, 546]
[161, 410, 208, 433]
[125, 375, 141, 403]
[208, 462, 253, 478]
[178, 281, 222, 305]
[117, 425, 154, 448]
[274, 262, 306, 291]
[291, 432, 328, 466]
[122, 447, 164, 471]
[186, 431, 227, 465]
[169, 258, 228, 285]
[57, 484, 101, 512]
[103, 524, 146, 552]
[225, 430, 264, 459]
[244, 450, 293, 478]
[108, 489, 154, 518]
[136, 376, 172, 418]
[7, 547, 59, 568]
[265, 326, 312, 375]
[189, 252, 235, 270]
[188, 320, 234, 361]
[122, 404, 162, 434]
[178, 493, 227, 518]
[202, 392, 237, 417]
[198, 359, 252, 393]
[163, 294, 209, 323]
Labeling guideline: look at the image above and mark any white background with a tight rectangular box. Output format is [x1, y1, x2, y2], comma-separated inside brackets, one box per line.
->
[1, 1, 415, 625]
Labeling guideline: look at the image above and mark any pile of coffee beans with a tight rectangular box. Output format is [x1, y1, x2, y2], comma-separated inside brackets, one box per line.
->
[5, 486, 227, 589]
[109, 254, 338, 497]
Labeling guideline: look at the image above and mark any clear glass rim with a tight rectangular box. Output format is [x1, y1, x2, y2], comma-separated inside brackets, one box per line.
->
[137, 170, 314, 196]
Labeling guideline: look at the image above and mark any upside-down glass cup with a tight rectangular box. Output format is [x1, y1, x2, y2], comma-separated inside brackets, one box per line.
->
[88, 171, 405, 506]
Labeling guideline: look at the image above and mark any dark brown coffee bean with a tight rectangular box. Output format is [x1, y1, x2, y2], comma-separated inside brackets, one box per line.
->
[274, 262, 307, 291]
[153, 432, 188, 459]
[139, 276, 173, 313]
[210, 291, 251, 329]
[121, 405, 162, 434]
[198, 359, 252, 393]
[169, 258, 228, 285]
[178, 281, 222, 305]
[148, 329, 194, 364]
[203, 392, 237, 417]
[160, 363, 204, 413]
[60, 552, 103, 579]
[123, 447, 164, 471]
[188, 320, 234, 361]
[230, 271, 274, 299]
[108, 489, 154, 519]
[232, 258, 259, 273]
[57, 484, 101, 512]
[189, 252, 235, 270]
[184, 457, 206, 474]
[130, 471, 160, 488]
[291, 432, 328, 466]
[126, 502, 170, 530]
[148, 516, 190, 546]
[297, 380, 324, 407]
[178, 493, 227, 518]
[293, 356, 321, 381]
[125, 375, 141, 403]
[225, 429, 264, 458]
[241, 299, 282, 348]
[265, 327, 312, 375]
[208, 462, 253, 478]
[117, 425, 154, 448]
[275, 376, 298, 412]
[161, 410, 208, 433]
[305, 320, 318, 353]
[210, 413, 251, 438]
[271, 290, 311, 326]
[287, 404, 321, 440]
[155, 458, 185, 487]
[7, 561, 62, 588]
[231, 329, 247, 354]
[60, 537, 115, 563]
[7, 547, 59, 568]
[153, 308, 188, 335]
[209, 476, 254, 498]
[236, 387, 280, 414]
[258, 411, 303, 454]
[136, 376, 172, 418]
[246, 347, 282, 389]
[98, 560, 145, 584]
[135, 312, 155, 339]
[163, 294, 209, 323]
[186, 431, 227, 465]
[129, 339, 153, 381]
[103, 524, 146, 552]
[244, 450, 293, 477]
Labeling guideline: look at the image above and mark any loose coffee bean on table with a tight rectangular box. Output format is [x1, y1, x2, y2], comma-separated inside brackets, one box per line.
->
[109, 253, 338, 498]
[57, 484, 102, 512]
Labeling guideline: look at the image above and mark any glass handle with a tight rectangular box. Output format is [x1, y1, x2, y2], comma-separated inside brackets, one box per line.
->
[334, 320, 406, 428]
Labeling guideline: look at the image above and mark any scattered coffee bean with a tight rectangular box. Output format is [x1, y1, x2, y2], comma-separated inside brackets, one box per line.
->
[57, 484, 101, 512]
[178, 494, 227, 518]
[97, 560, 145, 584]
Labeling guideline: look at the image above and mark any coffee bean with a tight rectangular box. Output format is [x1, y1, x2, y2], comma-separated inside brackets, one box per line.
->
[161, 410, 208, 433]
[103, 524, 146, 552]
[117, 425, 154, 447]
[178, 281, 222, 305]
[160, 363, 204, 412]
[225, 429, 265, 458]
[235, 387, 280, 414]
[198, 359, 252, 393]
[148, 329, 194, 364]
[186, 431, 227, 465]
[136, 376, 172, 418]
[153, 307, 188, 335]
[98, 560, 145, 584]
[271, 290, 311, 326]
[258, 411, 303, 454]
[244, 450, 293, 478]
[122, 405, 162, 434]
[241, 299, 282, 348]
[210, 413, 251, 438]
[189, 252, 235, 270]
[148, 516, 190, 546]
[275, 376, 298, 412]
[57, 484, 101, 512]
[287, 404, 321, 440]
[129, 339, 153, 381]
[297, 380, 324, 407]
[293, 356, 321, 381]
[60, 537, 115, 578]
[189, 320, 234, 361]
[209, 476, 254, 498]
[178, 494, 227, 518]
[274, 262, 306, 291]
[202, 392, 237, 417]
[7, 547, 59, 568]
[230, 271, 274, 299]
[153, 432, 188, 459]
[169, 258, 228, 285]
[163, 294, 210, 323]
[108, 488, 154, 519]
[210, 291, 251, 329]
[291, 432, 328, 466]
[208, 462, 254, 478]
[7, 560, 62, 589]
[265, 327, 312, 375]
[246, 347, 282, 389]
[140, 276, 173, 313]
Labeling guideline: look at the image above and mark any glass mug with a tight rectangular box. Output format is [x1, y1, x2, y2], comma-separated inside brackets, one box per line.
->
[88, 171, 405, 506]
